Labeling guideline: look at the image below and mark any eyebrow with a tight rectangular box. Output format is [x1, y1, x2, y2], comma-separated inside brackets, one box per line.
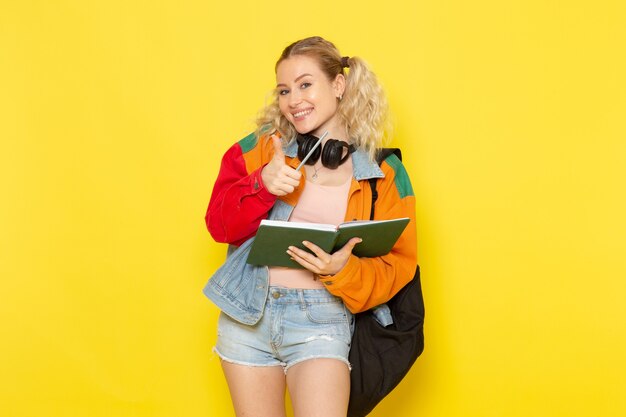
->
[276, 73, 313, 88]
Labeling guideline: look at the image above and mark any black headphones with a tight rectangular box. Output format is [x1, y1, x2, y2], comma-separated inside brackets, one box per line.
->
[296, 133, 356, 169]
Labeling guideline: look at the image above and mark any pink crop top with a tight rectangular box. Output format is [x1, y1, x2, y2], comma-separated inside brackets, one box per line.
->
[269, 175, 351, 288]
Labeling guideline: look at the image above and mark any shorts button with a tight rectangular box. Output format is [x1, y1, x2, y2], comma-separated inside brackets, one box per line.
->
[272, 292, 281, 299]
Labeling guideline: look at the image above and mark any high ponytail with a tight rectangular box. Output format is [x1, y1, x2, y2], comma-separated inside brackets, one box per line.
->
[337, 56, 389, 160]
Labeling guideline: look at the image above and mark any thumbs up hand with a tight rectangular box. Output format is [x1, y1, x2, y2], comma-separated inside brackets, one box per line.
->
[261, 135, 302, 196]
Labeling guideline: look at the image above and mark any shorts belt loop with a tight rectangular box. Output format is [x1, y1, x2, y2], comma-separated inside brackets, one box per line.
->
[298, 290, 306, 310]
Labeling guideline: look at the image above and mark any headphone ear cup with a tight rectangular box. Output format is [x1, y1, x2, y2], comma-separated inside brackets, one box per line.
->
[321, 139, 352, 169]
[297, 134, 321, 165]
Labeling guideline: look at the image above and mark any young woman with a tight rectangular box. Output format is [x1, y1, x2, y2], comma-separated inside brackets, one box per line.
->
[204, 36, 417, 417]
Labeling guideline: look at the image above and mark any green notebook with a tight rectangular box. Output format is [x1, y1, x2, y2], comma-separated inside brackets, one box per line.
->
[246, 217, 410, 268]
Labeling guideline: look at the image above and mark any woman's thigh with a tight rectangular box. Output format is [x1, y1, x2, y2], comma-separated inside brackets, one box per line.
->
[286, 358, 350, 417]
[221, 361, 287, 417]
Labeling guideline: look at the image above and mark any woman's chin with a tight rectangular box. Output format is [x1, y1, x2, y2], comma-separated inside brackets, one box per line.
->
[293, 125, 316, 135]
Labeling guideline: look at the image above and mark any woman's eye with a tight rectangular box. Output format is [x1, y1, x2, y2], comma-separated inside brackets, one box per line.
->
[301, 82, 312, 89]
[278, 89, 289, 96]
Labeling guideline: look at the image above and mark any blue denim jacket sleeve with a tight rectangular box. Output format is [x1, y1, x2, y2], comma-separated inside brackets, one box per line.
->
[202, 236, 270, 325]
[203, 200, 294, 325]
[371, 304, 394, 327]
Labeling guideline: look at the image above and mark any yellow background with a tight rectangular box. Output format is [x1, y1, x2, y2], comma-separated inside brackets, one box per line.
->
[1, 1, 625, 416]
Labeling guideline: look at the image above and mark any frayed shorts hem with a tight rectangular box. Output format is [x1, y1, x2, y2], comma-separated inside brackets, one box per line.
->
[214, 347, 351, 374]
[284, 355, 352, 373]
[213, 346, 286, 368]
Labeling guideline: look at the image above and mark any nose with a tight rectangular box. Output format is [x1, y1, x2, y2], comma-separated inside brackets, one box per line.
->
[288, 89, 302, 108]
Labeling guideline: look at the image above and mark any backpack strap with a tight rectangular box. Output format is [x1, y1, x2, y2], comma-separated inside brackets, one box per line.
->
[369, 148, 402, 220]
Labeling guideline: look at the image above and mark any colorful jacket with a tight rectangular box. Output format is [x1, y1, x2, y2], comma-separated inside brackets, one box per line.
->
[204, 132, 418, 323]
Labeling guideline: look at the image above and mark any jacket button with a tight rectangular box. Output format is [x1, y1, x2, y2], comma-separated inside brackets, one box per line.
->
[272, 292, 281, 299]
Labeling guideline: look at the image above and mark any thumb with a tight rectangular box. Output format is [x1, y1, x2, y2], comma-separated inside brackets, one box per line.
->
[271, 135, 286, 162]
[340, 237, 363, 254]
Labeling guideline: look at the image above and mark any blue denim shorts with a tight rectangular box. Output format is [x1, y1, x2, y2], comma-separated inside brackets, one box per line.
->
[215, 287, 354, 372]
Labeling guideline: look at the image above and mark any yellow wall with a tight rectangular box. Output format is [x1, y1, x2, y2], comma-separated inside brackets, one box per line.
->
[1, 1, 625, 416]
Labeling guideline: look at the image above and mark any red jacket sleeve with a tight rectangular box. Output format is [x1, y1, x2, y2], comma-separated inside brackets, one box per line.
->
[205, 142, 277, 246]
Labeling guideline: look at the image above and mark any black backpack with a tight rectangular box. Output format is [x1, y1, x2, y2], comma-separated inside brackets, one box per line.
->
[347, 149, 425, 417]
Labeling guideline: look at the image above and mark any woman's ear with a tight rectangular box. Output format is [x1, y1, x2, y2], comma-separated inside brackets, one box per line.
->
[333, 73, 346, 99]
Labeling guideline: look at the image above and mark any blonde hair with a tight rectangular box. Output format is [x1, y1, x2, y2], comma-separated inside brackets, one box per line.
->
[255, 36, 390, 160]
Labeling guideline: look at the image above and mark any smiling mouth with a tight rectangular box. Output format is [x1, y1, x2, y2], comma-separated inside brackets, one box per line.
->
[292, 108, 313, 119]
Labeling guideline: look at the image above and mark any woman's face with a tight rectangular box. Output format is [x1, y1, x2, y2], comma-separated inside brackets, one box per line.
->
[276, 55, 345, 137]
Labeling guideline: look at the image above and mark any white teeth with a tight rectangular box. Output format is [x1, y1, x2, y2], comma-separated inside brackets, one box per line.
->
[293, 109, 312, 118]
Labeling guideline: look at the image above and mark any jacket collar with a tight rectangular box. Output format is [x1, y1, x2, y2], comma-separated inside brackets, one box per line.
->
[284, 138, 384, 181]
